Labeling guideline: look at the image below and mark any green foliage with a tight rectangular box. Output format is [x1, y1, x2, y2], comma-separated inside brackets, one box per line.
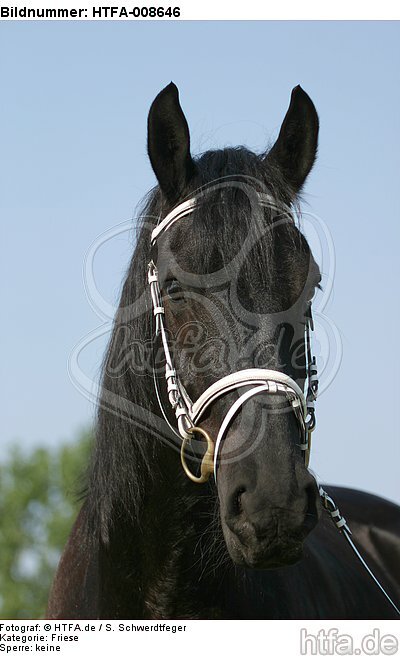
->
[0, 430, 93, 619]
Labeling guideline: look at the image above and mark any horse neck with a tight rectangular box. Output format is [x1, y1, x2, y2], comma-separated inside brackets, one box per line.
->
[137, 462, 226, 618]
[89, 395, 232, 618]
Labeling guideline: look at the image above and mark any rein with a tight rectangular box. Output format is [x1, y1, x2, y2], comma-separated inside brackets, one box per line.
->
[147, 191, 400, 615]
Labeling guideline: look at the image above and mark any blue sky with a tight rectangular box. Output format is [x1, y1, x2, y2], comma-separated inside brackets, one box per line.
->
[1, 21, 399, 502]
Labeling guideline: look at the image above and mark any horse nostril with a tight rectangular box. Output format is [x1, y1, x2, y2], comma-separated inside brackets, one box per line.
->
[229, 486, 246, 517]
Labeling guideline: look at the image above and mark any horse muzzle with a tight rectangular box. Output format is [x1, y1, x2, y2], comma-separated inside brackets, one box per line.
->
[220, 462, 321, 569]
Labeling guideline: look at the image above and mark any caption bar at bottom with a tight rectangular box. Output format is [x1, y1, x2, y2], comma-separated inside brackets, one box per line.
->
[0, 621, 399, 654]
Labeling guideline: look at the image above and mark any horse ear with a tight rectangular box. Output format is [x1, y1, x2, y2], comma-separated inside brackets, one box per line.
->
[266, 86, 319, 195]
[147, 82, 195, 204]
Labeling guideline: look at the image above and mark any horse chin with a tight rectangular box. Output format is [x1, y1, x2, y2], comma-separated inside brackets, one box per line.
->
[224, 530, 304, 570]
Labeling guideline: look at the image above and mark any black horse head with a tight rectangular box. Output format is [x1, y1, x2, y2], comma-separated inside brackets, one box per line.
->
[144, 83, 321, 568]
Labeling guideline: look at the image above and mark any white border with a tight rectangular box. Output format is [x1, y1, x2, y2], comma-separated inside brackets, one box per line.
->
[1, 0, 400, 21]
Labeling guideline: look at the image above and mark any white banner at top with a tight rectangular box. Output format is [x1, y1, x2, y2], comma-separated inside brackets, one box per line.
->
[0, 0, 399, 21]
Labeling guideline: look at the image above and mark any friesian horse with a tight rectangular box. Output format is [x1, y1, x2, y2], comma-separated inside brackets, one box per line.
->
[48, 84, 400, 619]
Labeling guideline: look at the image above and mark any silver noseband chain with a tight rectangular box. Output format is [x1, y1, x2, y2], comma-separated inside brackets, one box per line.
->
[146, 191, 400, 616]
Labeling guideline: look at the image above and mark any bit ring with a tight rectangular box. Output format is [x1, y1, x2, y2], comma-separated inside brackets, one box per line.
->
[180, 426, 214, 484]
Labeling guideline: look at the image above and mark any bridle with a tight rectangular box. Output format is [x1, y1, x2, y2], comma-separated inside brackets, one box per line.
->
[146, 188, 400, 616]
[148, 192, 318, 483]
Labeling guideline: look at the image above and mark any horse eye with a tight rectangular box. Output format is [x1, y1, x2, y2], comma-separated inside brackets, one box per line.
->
[165, 279, 185, 303]
[307, 279, 322, 302]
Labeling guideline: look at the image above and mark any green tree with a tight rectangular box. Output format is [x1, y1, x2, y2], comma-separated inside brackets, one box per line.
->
[0, 430, 92, 619]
